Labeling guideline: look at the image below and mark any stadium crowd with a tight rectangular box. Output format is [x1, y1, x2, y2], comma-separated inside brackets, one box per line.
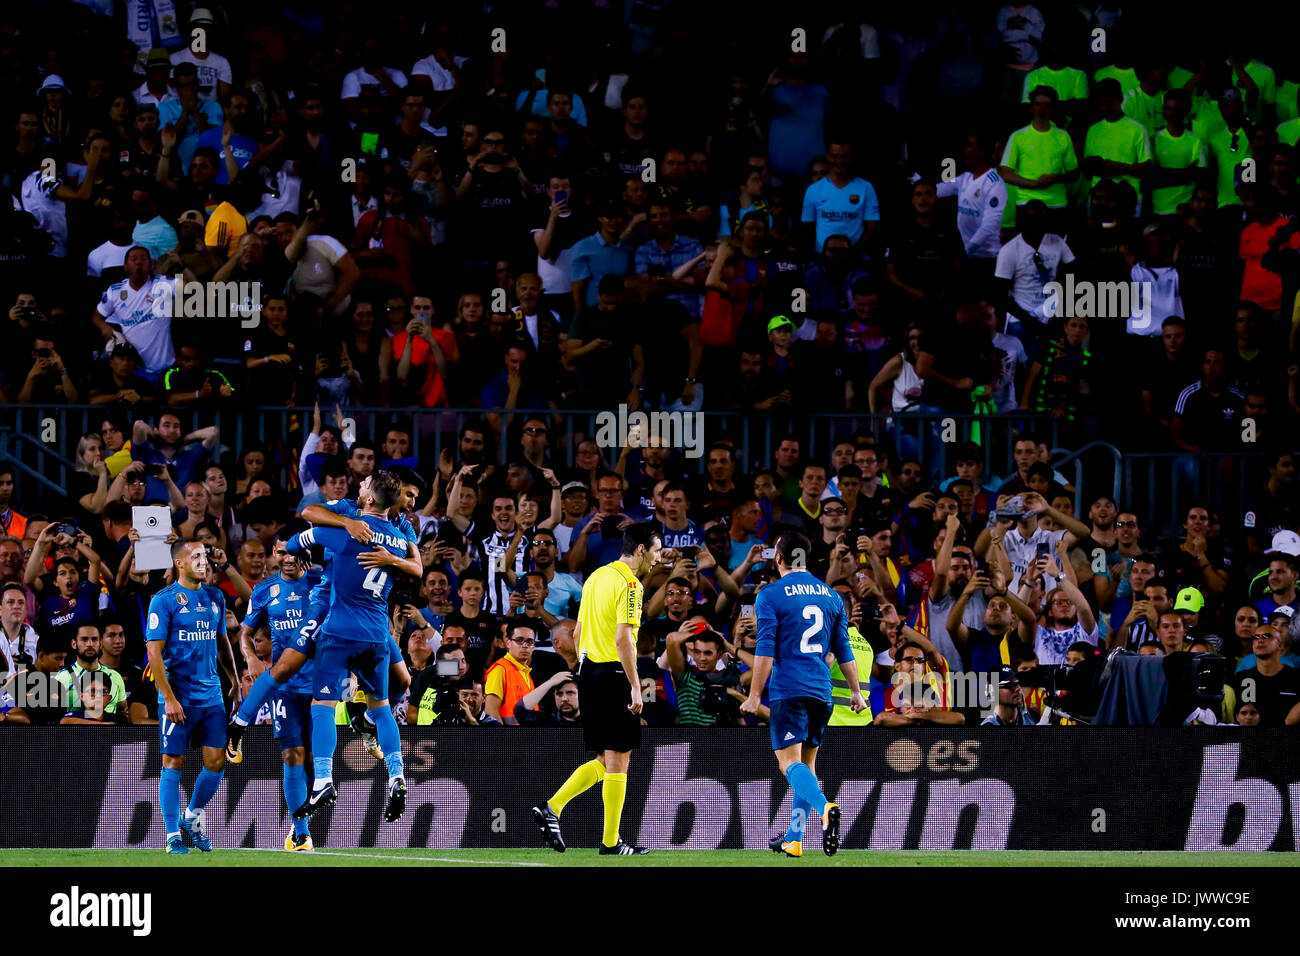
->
[2, 0, 1300, 730]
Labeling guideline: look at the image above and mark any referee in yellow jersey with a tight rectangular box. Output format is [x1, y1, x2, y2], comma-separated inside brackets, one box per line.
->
[532, 523, 661, 855]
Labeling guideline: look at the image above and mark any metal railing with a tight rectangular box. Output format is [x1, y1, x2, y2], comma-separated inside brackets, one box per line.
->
[0, 404, 1057, 487]
[2, 405, 1255, 533]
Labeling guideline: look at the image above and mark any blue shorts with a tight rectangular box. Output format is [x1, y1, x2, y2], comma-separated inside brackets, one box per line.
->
[273, 691, 313, 749]
[769, 696, 832, 752]
[313, 636, 390, 701]
[159, 702, 227, 755]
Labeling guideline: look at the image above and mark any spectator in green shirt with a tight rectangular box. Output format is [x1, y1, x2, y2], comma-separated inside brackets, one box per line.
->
[1083, 78, 1152, 208]
[54, 622, 126, 716]
[999, 86, 1080, 230]
[1205, 87, 1252, 210]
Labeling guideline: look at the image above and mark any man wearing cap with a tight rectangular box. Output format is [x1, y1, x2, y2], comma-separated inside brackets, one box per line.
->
[169, 8, 232, 104]
[761, 314, 799, 403]
[36, 76, 72, 152]
[88, 339, 157, 407]
[1171, 586, 1224, 652]
[980, 666, 1036, 726]
[553, 482, 590, 558]
[135, 49, 178, 107]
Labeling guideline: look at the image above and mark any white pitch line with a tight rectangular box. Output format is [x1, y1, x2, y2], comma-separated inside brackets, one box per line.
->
[241, 847, 550, 866]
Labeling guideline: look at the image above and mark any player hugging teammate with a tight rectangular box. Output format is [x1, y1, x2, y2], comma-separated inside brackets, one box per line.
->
[152, 470, 422, 854]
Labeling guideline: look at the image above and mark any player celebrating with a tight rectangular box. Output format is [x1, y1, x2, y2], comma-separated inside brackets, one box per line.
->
[226, 473, 418, 763]
[238, 530, 319, 851]
[286, 471, 422, 822]
[532, 522, 660, 856]
[147, 540, 238, 854]
[741, 530, 865, 858]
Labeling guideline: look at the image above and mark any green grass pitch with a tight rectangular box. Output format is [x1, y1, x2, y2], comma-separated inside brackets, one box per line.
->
[1, 848, 1296, 867]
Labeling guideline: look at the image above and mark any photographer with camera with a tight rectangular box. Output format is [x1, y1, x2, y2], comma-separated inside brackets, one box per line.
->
[664, 624, 745, 726]
[411, 643, 498, 725]
[14, 327, 78, 404]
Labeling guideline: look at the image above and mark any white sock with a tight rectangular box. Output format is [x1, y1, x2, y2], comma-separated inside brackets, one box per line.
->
[313, 777, 332, 790]
[167, 831, 181, 840]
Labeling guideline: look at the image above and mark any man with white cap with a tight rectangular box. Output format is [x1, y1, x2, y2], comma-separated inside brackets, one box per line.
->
[169, 8, 232, 103]
[36, 75, 71, 152]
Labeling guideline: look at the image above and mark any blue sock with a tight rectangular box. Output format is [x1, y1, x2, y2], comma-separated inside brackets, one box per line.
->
[368, 705, 404, 782]
[187, 767, 224, 814]
[784, 762, 829, 815]
[786, 794, 813, 843]
[237, 670, 284, 725]
[310, 704, 337, 785]
[160, 766, 182, 835]
[283, 764, 310, 836]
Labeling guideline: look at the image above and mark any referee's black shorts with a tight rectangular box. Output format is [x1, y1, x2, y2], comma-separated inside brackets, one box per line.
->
[578, 660, 641, 754]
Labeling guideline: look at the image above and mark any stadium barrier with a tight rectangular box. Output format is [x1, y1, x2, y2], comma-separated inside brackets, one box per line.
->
[2, 728, 1297, 852]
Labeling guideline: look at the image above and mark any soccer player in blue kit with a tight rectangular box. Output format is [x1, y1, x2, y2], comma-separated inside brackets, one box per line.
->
[147, 540, 238, 854]
[238, 530, 320, 851]
[226, 472, 419, 763]
[741, 530, 866, 858]
[286, 471, 422, 822]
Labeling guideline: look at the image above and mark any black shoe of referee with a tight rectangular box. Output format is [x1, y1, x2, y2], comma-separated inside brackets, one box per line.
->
[531, 804, 566, 853]
[598, 839, 649, 856]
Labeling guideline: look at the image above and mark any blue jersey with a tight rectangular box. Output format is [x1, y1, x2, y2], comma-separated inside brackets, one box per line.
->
[146, 582, 227, 709]
[308, 499, 416, 607]
[755, 571, 854, 703]
[288, 516, 409, 645]
[242, 569, 319, 694]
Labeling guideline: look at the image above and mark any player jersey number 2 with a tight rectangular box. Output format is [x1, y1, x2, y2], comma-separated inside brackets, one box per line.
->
[800, 606, 824, 654]
[363, 568, 388, 597]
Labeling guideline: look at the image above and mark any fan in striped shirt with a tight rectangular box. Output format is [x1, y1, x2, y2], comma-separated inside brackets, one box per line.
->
[1108, 580, 1170, 651]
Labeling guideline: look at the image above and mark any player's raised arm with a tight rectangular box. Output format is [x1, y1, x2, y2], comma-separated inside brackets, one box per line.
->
[287, 525, 346, 557]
